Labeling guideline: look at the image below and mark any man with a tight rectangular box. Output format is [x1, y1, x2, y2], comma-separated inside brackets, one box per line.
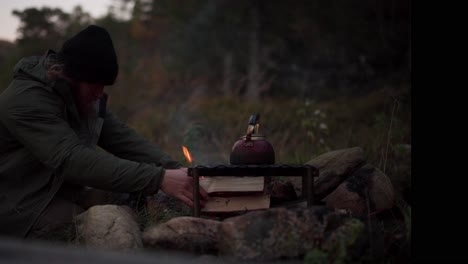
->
[0, 25, 208, 239]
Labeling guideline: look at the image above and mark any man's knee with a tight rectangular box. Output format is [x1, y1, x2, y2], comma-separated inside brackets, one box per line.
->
[26, 197, 85, 241]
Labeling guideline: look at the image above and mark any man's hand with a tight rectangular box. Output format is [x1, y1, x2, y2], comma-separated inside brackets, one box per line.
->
[160, 168, 209, 208]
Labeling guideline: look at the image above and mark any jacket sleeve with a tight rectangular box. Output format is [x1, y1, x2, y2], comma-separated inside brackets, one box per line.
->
[98, 111, 181, 169]
[0, 87, 163, 195]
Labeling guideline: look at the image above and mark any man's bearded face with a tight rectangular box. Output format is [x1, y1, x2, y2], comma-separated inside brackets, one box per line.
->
[74, 82, 105, 115]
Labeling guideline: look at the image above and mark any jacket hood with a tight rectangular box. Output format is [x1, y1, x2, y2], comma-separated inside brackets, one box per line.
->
[10, 50, 82, 127]
[13, 50, 57, 88]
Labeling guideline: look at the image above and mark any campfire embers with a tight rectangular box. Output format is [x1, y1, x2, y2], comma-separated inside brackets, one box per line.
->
[188, 165, 319, 217]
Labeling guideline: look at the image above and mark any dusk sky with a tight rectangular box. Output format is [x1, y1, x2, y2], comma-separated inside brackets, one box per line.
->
[0, 0, 114, 42]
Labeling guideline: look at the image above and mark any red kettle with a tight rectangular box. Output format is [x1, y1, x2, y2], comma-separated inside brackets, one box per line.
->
[230, 113, 275, 165]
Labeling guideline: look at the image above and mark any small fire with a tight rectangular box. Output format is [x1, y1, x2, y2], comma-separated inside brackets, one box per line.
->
[182, 145, 193, 164]
[181, 145, 204, 179]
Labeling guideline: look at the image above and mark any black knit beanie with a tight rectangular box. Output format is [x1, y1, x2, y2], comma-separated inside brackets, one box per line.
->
[58, 25, 118, 85]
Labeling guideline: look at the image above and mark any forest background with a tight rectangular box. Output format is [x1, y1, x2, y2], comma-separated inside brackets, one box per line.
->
[0, 0, 411, 204]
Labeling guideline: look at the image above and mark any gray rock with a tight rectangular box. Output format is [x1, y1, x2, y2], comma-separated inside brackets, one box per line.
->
[368, 165, 395, 212]
[75, 205, 142, 252]
[324, 164, 395, 215]
[217, 206, 351, 261]
[324, 183, 367, 214]
[322, 218, 366, 263]
[306, 147, 366, 200]
[143, 216, 220, 254]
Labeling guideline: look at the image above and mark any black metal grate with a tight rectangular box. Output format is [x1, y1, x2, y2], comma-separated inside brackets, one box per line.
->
[188, 164, 318, 176]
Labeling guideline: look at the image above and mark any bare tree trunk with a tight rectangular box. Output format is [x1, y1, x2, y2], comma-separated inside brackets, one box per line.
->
[246, 4, 261, 99]
[408, 38, 411, 74]
[407, 6, 411, 74]
[221, 52, 233, 96]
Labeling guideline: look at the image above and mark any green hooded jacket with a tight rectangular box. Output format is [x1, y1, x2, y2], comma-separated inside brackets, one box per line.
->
[0, 50, 180, 238]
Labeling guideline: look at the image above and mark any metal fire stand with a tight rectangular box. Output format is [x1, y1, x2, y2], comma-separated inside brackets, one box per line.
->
[188, 164, 319, 217]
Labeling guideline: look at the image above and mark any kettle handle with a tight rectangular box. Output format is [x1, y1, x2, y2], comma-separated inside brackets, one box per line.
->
[246, 113, 260, 141]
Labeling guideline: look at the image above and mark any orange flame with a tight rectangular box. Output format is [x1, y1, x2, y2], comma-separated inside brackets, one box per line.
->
[181, 145, 193, 164]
